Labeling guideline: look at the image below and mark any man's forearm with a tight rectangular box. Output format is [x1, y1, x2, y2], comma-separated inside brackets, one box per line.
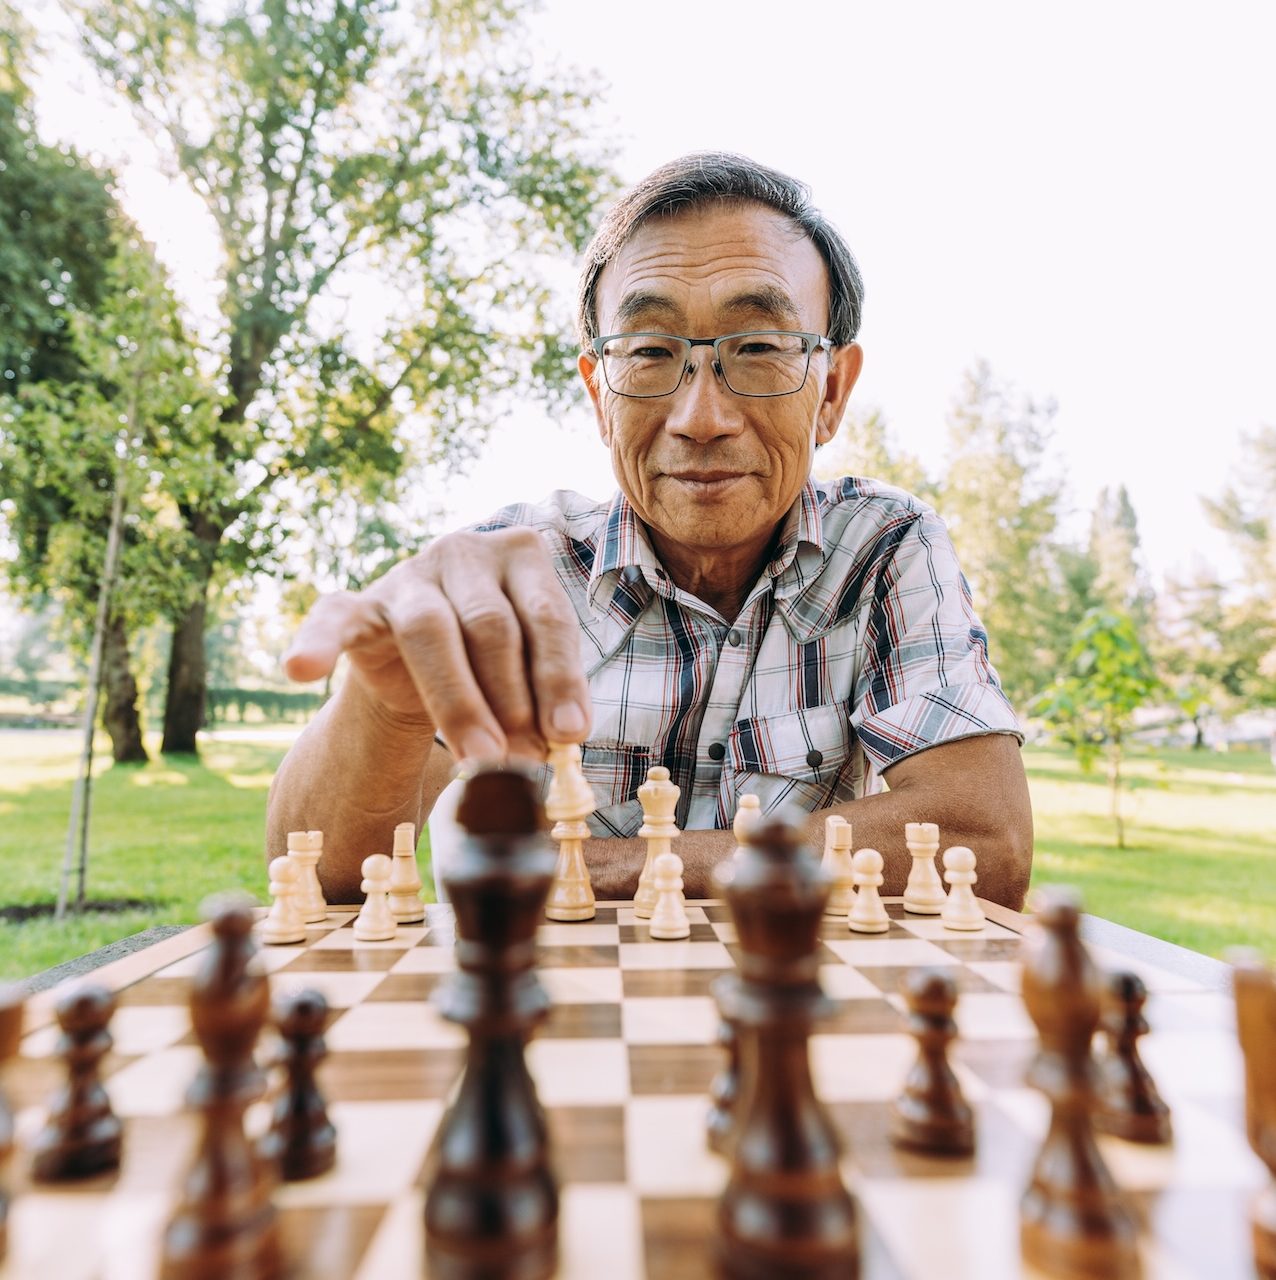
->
[266, 679, 436, 903]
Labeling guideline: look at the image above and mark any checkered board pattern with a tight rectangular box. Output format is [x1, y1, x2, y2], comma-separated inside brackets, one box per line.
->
[2, 900, 1265, 1280]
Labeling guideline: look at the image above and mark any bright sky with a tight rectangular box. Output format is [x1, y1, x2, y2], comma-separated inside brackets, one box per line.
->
[29, 0, 1276, 588]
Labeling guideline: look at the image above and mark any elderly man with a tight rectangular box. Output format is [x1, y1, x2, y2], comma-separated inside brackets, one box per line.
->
[269, 152, 1033, 908]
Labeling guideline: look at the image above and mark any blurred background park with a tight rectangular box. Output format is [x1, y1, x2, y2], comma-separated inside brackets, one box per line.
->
[1, 1, 1273, 981]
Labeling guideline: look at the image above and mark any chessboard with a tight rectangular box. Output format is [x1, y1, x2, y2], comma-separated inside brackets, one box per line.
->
[1, 897, 1265, 1280]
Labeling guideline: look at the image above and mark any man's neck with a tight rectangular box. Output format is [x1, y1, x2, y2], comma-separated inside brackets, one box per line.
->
[648, 527, 779, 624]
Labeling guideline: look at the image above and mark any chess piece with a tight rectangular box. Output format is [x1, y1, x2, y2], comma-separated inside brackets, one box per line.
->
[388, 821, 426, 923]
[353, 853, 397, 941]
[0, 986, 23, 1263]
[161, 897, 280, 1280]
[259, 989, 336, 1180]
[1020, 889, 1141, 1279]
[649, 850, 691, 940]
[1233, 950, 1276, 1279]
[889, 969, 974, 1155]
[287, 830, 328, 925]
[732, 793, 762, 857]
[635, 765, 680, 918]
[705, 1012, 740, 1156]
[1094, 971, 1172, 1144]
[940, 846, 986, 931]
[425, 767, 559, 1279]
[29, 983, 123, 1181]
[712, 819, 858, 1278]
[545, 741, 596, 922]
[259, 856, 306, 945]
[903, 821, 946, 915]
[847, 847, 890, 933]
[822, 815, 854, 917]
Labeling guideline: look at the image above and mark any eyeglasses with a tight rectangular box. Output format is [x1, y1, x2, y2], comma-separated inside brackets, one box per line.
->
[589, 330, 836, 399]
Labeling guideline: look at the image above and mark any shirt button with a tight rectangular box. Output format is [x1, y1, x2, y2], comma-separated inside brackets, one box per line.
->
[806, 749, 824, 768]
[727, 629, 742, 646]
[707, 742, 726, 761]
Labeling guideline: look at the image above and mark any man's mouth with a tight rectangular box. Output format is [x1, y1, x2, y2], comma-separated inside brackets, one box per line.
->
[667, 471, 745, 491]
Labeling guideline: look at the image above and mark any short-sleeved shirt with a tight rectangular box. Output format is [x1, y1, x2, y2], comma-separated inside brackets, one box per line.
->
[471, 477, 1021, 837]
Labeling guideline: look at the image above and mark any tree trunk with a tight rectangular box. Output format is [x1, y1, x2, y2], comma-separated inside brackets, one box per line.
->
[1109, 736, 1125, 850]
[1192, 714, 1205, 750]
[101, 612, 148, 764]
[161, 588, 210, 755]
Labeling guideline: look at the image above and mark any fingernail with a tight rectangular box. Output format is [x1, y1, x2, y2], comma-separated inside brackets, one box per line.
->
[459, 730, 504, 762]
[550, 703, 587, 737]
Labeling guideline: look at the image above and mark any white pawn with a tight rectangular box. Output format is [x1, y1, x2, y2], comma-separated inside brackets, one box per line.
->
[354, 853, 397, 941]
[388, 821, 425, 923]
[732, 793, 763, 858]
[287, 829, 328, 924]
[822, 815, 854, 917]
[903, 821, 947, 915]
[649, 851, 691, 940]
[260, 856, 306, 944]
[940, 846, 986, 930]
[847, 847, 891, 934]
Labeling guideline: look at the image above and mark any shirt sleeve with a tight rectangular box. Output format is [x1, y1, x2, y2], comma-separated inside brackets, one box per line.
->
[849, 509, 1022, 771]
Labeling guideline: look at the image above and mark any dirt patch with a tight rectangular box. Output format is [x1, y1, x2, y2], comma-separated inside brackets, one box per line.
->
[0, 899, 158, 923]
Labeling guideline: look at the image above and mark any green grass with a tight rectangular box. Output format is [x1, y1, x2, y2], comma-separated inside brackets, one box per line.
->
[0, 732, 1272, 982]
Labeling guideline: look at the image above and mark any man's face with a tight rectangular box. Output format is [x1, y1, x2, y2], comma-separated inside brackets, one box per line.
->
[580, 202, 862, 571]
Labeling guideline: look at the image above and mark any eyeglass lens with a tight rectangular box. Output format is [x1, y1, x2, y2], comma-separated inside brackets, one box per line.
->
[599, 332, 814, 398]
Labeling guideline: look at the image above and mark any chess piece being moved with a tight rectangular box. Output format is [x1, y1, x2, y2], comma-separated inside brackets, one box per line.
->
[388, 821, 425, 923]
[848, 847, 890, 933]
[260, 989, 336, 1181]
[822, 815, 854, 917]
[425, 768, 559, 1279]
[903, 821, 946, 915]
[545, 742, 596, 922]
[353, 854, 397, 941]
[940, 846, 986, 931]
[259, 856, 306, 945]
[649, 851, 691, 940]
[0, 986, 23, 1263]
[1234, 951, 1276, 1279]
[1020, 889, 1141, 1279]
[889, 969, 974, 1155]
[161, 898, 280, 1280]
[712, 819, 858, 1277]
[287, 830, 327, 924]
[635, 765, 680, 919]
[29, 983, 123, 1181]
[732, 793, 762, 857]
[1095, 971, 1172, 1144]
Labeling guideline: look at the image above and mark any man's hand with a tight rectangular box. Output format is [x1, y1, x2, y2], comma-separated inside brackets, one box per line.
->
[281, 528, 591, 761]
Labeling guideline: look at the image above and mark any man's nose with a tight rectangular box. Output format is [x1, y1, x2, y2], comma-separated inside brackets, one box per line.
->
[661, 358, 744, 441]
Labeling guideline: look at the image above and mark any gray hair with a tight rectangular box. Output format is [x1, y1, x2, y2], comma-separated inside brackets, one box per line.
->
[576, 151, 865, 349]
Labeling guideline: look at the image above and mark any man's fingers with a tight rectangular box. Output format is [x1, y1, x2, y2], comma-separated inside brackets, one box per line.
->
[282, 592, 388, 683]
[506, 569, 591, 743]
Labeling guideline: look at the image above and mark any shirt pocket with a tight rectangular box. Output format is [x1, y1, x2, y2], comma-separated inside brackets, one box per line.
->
[579, 740, 652, 837]
[727, 699, 856, 813]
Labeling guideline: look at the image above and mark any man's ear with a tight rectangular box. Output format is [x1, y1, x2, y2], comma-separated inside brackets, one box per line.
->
[578, 351, 612, 445]
[814, 342, 864, 446]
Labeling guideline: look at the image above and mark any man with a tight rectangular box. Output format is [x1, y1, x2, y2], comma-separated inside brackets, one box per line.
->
[269, 152, 1033, 908]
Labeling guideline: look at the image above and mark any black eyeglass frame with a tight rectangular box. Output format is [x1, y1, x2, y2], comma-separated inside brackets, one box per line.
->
[588, 330, 838, 399]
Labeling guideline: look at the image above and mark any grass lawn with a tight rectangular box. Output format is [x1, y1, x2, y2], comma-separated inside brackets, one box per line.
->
[0, 731, 1271, 982]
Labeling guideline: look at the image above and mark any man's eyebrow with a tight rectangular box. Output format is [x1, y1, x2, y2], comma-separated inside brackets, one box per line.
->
[720, 286, 802, 327]
[613, 290, 682, 330]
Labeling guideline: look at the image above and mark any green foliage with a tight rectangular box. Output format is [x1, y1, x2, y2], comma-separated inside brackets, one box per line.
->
[813, 406, 934, 498]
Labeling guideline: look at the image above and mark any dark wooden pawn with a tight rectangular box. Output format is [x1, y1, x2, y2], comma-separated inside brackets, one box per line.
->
[1234, 951, 1276, 1279]
[1095, 971, 1172, 1144]
[705, 1012, 740, 1155]
[424, 768, 559, 1280]
[1020, 889, 1142, 1279]
[889, 968, 974, 1155]
[259, 989, 336, 1180]
[29, 983, 123, 1181]
[0, 986, 23, 1263]
[712, 818, 858, 1280]
[161, 898, 280, 1280]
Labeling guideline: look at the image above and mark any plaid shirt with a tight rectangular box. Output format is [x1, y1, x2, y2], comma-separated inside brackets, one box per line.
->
[472, 477, 1021, 837]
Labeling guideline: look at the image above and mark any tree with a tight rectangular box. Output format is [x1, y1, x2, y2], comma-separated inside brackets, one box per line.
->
[813, 406, 933, 499]
[68, 0, 616, 754]
[1033, 607, 1162, 849]
[1088, 483, 1154, 626]
[936, 361, 1068, 708]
